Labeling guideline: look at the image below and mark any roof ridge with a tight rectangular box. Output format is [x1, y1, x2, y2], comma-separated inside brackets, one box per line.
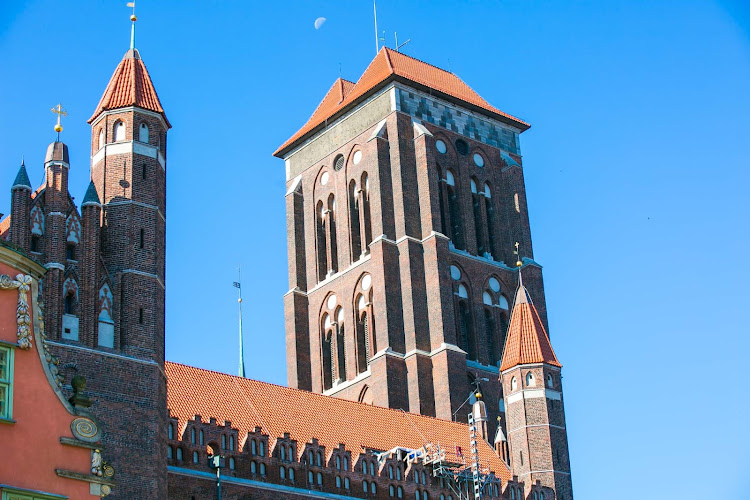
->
[165, 361, 473, 429]
[384, 47, 453, 76]
[382, 47, 394, 73]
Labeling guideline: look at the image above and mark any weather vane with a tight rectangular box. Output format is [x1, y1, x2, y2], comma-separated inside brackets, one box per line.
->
[514, 241, 522, 267]
[51, 103, 67, 140]
[127, 2, 137, 49]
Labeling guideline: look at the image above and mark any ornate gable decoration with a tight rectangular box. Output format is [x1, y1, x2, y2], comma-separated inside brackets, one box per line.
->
[0, 273, 33, 349]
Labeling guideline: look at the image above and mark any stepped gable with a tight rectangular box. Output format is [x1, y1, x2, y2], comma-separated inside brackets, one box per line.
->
[274, 47, 529, 156]
[88, 48, 170, 126]
[166, 361, 511, 479]
[499, 277, 561, 372]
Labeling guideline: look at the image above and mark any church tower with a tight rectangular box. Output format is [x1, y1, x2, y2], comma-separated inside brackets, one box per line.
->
[275, 48, 550, 436]
[500, 274, 573, 500]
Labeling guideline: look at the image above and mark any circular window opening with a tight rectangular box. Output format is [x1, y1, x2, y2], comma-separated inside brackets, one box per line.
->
[473, 153, 484, 167]
[320, 171, 329, 186]
[435, 140, 447, 154]
[455, 139, 469, 156]
[353, 150, 362, 165]
[334, 154, 345, 171]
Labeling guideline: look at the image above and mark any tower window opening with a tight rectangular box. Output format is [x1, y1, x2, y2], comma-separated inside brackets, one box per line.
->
[139, 122, 149, 143]
[114, 121, 126, 142]
[66, 243, 76, 261]
[139, 308, 144, 324]
[98, 129, 105, 150]
[64, 292, 76, 315]
[334, 154, 345, 171]
[139, 228, 144, 249]
[142, 163, 147, 180]
[349, 180, 362, 260]
[455, 139, 469, 156]
[547, 373, 554, 388]
[31, 236, 40, 253]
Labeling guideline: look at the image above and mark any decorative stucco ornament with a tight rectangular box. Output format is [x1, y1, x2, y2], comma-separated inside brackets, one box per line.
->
[72, 416, 102, 442]
[0, 274, 33, 349]
[91, 449, 103, 476]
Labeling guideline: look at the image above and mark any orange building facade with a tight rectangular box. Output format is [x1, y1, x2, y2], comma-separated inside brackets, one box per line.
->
[0, 243, 115, 499]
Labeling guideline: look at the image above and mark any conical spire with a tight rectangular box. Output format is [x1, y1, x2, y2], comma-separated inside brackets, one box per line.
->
[88, 49, 170, 127]
[12, 160, 31, 189]
[82, 181, 101, 206]
[499, 270, 561, 372]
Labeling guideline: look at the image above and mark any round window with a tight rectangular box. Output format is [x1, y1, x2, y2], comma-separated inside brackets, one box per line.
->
[473, 153, 484, 167]
[362, 274, 372, 291]
[320, 171, 329, 186]
[455, 139, 469, 156]
[436, 140, 447, 154]
[334, 154, 345, 171]
[327, 294, 337, 310]
[450, 265, 461, 280]
[489, 277, 501, 293]
[353, 150, 362, 165]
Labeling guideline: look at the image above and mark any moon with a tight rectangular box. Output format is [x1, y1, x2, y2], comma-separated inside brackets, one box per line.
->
[314, 17, 326, 30]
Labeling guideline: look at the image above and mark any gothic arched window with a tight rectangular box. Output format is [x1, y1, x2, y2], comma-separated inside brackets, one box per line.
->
[471, 178, 485, 255]
[98, 129, 105, 150]
[360, 172, 372, 250]
[484, 182, 497, 257]
[327, 194, 339, 274]
[114, 121, 126, 142]
[455, 283, 476, 360]
[316, 200, 328, 281]
[321, 312, 333, 390]
[446, 170, 465, 250]
[139, 122, 149, 143]
[354, 274, 375, 374]
[349, 179, 362, 260]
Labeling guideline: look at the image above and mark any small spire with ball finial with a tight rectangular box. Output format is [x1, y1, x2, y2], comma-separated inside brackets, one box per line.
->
[127, 1, 137, 49]
[514, 241, 522, 268]
[51, 104, 67, 140]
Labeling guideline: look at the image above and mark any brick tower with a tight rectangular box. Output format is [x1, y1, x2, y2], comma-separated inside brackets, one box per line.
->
[500, 273, 573, 499]
[274, 48, 551, 438]
[0, 39, 171, 496]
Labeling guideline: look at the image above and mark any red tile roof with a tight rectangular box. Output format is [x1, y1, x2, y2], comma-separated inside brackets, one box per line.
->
[88, 49, 170, 127]
[499, 278, 561, 372]
[0, 217, 10, 239]
[274, 47, 529, 157]
[166, 361, 510, 479]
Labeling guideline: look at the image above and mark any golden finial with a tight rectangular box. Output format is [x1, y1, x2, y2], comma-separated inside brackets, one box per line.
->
[128, 1, 137, 21]
[514, 241, 522, 267]
[51, 104, 67, 135]
[127, 2, 137, 48]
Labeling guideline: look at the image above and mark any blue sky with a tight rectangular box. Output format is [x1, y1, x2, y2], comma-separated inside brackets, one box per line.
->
[2, 1, 749, 498]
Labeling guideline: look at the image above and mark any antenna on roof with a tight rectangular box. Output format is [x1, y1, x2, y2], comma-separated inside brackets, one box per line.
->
[233, 267, 246, 378]
[373, 0, 379, 54]
[394, 32, 410, 52]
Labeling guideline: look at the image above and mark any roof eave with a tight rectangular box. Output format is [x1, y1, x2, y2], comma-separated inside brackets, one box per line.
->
[273, 74, 530, 159]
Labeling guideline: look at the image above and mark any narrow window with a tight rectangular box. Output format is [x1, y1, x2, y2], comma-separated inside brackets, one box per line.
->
[289, 467, 295, 481]
[471, 179, 484, 255]
[176, 448, 183, 461]
[372, 482, 377, 494]
[309, 471, 314, 484]
[336, 456, 341, 470]
[316, 451, 322, 467]
[190, 428, 196, 444]
[0, 347, 13, 419]
[281, 445, 286, 461]
[230, 436, 235, 451]
[349, 179, 362, 260]
[142, 163, 147, 180]
[168, 423, 174, 440]
[280, 466, 286, 479]
[511, 377, 517, 391]
[423, 491, 429, 500]
[98, 129, 105, 149]
[221, 434, 226, 449]
[398, 486, 403, 498]
[389, 465, 393, 479]
[397, 467, 401, 480]
[547, 373, 554, 389]
[390, 485, 395, 496]
[66, 243, 76, 261]
[114, 121, 126, 142]
[192, 451, 199, 463]
[251, 461, 257, 474]
[30, 235, 40, 252]
[139, 308, 144, 324]
[251, 439, 257, 455]
[361, 172, 372, 250]
[336, 476, 341, 488]
[345, 477, 350, 489]
[139, 122, 149, 143]
[229, 457, 235, 470]
[199, 429, 204, 445]
[328, 194, 338, 273]
[260, 463, 266, 475]
[167, 446, 173, 459]
[369, 462, 375, 476]
[317, 472, 323, 485]
[485, 309, 497, 365]
[526, 372, 535, 387]
[484, 183, 497, 257]
[259, 441, 265, 457]
[139, 228, 144, 249]
[316, 200, 328, 281]
[363, 480, 369, 492]
[344, 456, 349, 471]
[64, 293, 76, 315]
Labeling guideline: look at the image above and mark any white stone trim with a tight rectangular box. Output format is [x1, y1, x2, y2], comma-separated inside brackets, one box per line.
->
[47, 212, 65, 217]
[122, 269, 165, 289]
[545, 389, 562, 401]
[92, 139, 166, 171]
[47, 340, 164, 372]
[44, 263, 65, 271]
[90, 106, 169, 131]
[285, 175, 303, 196]
[371, 343, 466, 363]
[322, 368, 371, 397]
[104, 200, 165, 222]
[306, 255, 372, 296]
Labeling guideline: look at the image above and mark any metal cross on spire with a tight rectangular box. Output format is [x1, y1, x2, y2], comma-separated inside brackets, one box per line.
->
[127, 1, 137, 49]
[233, 267, 246, 378]
[51, 104, 67, 140]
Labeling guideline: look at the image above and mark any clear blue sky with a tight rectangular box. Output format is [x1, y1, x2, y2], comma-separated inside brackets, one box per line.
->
[2, 1, 749, 498]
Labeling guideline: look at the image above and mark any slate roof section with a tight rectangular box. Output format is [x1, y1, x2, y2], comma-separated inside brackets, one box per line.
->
[274, 47, 529, 157]
[12, 162, 31, 189]
[89, 48, 170, 127]
[499, 274, 561, 372]
[82, 181, 101, 206]
[166, 361, 510, 479]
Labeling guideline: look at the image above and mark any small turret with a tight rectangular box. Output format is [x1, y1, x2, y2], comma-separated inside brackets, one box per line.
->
[79, 181, 101, 345]
[10, 160, 32, 250]
[472, 398, 489, 442]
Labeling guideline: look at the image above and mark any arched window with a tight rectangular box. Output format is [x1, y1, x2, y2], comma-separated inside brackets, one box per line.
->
[251, 439, 257, 455]
[336, 456, 341, 470]
[456, 295, 476, 361]
[192, 451, 199, 463]
[360, 172, 372, 250]
[190, 428, 196, 444]
[547, 373, 554, 389]
[229, 457, 235, 470]
[316, 451, 322, 467]
[437, 166, 448, 235]
[260, 463, 266, 475]
[114, 121, 126, 142]
[372, 482, 377, 494]
[423, 491, 429, 500]
[511, 377, 517, 391]
[316, 200, 328, 281]
[349, 179, 362, 260]
[289, 468, 295, 481]
[321, 313, 333, 390]
[98, 129, 105, 150]
[396, 466, 401, 480]
[446, 169, 465, 250]
[259, 441, 265, 457]
[415, 490, 421, 500]
[229, 435, 235, 451]
[534, 491, 538, 500]
[280, 445, 286, 461]
[336, 476, 342, 488]
[389, 465, 394, 479]
[308, 449, 314, 464]
[251, 461, 257, 474]
[317, 472, 323, 485]
[344, 456, 349, 471]
[327, 194, 338, 274]
[510, 488, 515, 500]
[139, 122, 149, 143]
[390, 485, 395, 497]
[369, 462, 375, 476]
[64, 292, 76, 315]
[526, 372, 535, 387]
[168, 423, 174, 440]
[167, 446, 173, 459]
[484, 183, 497, 257]
[335, 307, 346, 383]
[280, 466, 286, 479]
[200, 429, 204, 446]
[176, 448, 183, 461]
[484, 307, 498, 366]
[471, 178, 485, 255]
[398, 486, 403, 498]
[363, 480, 369, 492]
[421, 471, 427, 484]
[345, 477, 350, 489]
[308, 471, 314, 484]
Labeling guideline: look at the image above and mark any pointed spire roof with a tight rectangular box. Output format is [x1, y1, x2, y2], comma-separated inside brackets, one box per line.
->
[274, 47, 529, 157]
[499, 271, 561, 372]
[81, 181, 101, 206]
[88, 49, 170, 127]
[12, 160, 31, 189]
